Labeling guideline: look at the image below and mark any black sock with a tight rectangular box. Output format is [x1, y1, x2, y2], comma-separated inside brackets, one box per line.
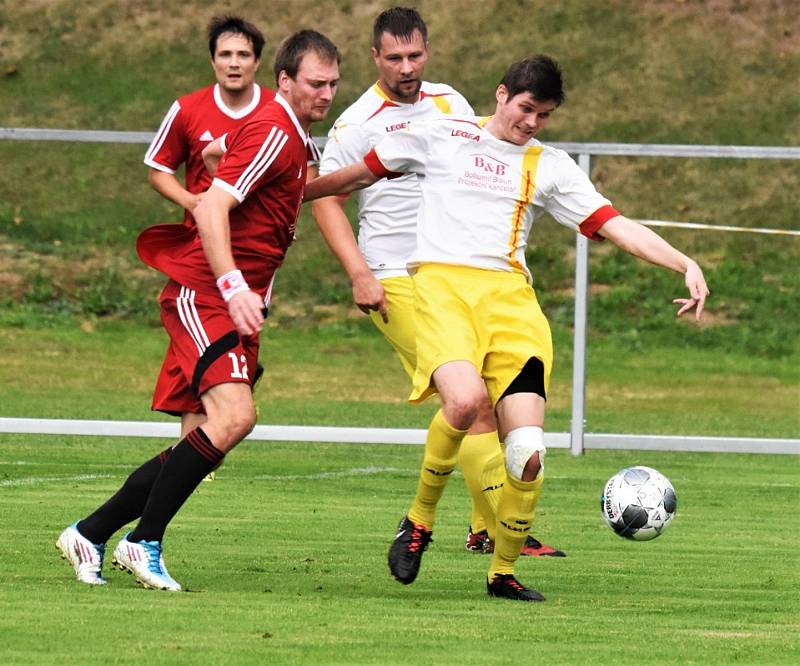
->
[77, 447, 172, 544]
[128, 428, 224, 543]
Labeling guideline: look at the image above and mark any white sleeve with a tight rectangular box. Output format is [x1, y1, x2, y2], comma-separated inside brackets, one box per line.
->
[319, 122, 370, 175]
[451, 91, 475, 116]
[372, 122, 431, 176]
[543, 151, 613, 230]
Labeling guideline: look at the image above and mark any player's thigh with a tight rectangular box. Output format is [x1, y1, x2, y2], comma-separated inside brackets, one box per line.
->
[409, 266, 484, 403]
[369, 276, 417, 378]
[483, 281, 553, 406]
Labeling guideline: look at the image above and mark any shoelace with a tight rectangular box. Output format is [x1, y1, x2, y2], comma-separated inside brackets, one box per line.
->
[142, 543, 167, 576]
[497, 575, 525, 592]
[407, 524, 431, 554]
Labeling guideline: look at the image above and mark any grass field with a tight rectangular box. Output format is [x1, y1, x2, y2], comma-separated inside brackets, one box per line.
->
[1, 436, 798, 665]
[0, 317, 798, 437]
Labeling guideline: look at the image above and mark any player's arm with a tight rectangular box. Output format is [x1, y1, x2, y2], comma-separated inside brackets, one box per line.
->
[148, 169, 201, 212]
[202, 137, 226, 177]
[597, 215, 709, 320]
[303, 161, 380, 202]
[311, 194, 388, 322]
[193, 186, 264, 336]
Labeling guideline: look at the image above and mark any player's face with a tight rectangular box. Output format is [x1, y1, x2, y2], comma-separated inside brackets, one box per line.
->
[280, 51, 340, 128]
[212, 33, 260, 93]
[492, 87, 556, 145]
[372, 30, 428, 103]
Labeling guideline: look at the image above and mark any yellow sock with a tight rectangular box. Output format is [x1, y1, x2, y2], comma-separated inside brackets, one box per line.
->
[488, 473, 544, 580]
[408, 409, 467, 529]
[480, 452, 505, 540]
[457, 432, 504, 536]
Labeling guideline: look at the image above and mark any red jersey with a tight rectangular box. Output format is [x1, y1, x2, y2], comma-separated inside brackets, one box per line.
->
[144, 83, 275, 225]
[137, 94, 313, 298]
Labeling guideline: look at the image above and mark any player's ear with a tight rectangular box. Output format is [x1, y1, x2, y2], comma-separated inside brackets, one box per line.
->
[496, 84, 509, 106]
[277, 69, 290, 92]
[254, 58, 261, 73]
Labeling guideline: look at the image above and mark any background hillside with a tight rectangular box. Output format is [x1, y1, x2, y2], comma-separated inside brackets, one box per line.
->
[0, 0, 798, 358]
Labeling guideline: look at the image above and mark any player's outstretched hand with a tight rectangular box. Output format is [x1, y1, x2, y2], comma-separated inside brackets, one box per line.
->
[673, 260, 709, 321]
[228, 290, 265, 336]
[352, 271, 388, 323]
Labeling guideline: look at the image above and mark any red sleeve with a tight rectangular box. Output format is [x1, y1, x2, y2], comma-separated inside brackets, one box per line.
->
[144, 101, 189, 173]
[214, 122, 292, 202]
[579, 205, 620, 241]
[364, 148, 404, 180]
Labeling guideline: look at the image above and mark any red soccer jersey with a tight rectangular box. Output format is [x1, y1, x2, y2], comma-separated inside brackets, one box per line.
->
[137, 94, 312, 298]
[144, 83, 275, 225]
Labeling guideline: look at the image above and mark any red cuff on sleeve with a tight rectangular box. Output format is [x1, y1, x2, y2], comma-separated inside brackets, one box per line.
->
[364, 148, 404, 180]
[580, 205, 620, 241]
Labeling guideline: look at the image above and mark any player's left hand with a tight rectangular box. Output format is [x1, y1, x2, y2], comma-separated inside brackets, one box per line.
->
[673, 260, 709, 320]
[228, 290, 265, 336]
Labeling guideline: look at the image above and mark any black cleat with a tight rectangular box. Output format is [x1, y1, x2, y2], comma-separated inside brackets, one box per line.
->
[520, 535, 567, 557]
[388, 516, 432, 585]
[487, 574, 545, 602]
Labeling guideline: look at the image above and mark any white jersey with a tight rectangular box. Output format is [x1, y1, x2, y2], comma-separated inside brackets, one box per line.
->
[320, 82, 474, 278]
[365, 116, 618, 282]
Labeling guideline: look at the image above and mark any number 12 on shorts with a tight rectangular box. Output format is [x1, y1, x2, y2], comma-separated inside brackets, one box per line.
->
[228, 352, 249, 380]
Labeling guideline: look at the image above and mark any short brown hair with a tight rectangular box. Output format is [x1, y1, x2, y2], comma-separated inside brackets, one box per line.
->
[500, 55, 565, 106]
[273, 30, 340, 84]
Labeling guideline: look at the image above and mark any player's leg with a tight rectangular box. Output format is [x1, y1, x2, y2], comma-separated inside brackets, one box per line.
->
[487, 380, 548, 601]
[458, 396, 504, 549]
[114, 382, 254, 591]
[482, 278, 555, 600]
[112, 286, 256, 590]
[389, 360, 485, 584]
[390, 266, 493, 583]
[372, 277, 507, 553]
[56, 337, 193, 586]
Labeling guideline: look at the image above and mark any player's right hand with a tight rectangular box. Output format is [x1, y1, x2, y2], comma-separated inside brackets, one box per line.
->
[352, 272, 388, 323]
[228, 290, 265, 336]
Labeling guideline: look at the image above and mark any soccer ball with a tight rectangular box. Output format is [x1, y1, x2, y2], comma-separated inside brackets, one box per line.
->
[601, 466, 677, 541]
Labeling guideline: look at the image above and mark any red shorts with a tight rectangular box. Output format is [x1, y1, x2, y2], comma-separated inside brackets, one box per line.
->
[151, 281, 261, 415]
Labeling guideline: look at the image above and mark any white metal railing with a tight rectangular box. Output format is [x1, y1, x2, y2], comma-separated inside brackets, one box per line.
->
[2, 128, 799, 454]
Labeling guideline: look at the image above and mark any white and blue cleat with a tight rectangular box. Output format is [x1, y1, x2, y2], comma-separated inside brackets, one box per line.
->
[112, 534, 182, 591]
[56, 522, 107, 586]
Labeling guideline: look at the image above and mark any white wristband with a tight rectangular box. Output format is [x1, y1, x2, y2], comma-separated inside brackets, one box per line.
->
[216, 269, 250, 302]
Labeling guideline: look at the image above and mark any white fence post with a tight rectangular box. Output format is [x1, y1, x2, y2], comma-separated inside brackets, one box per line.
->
[570, 153, 592, 455]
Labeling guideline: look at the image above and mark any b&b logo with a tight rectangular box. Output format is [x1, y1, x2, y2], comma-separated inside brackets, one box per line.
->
[472, 154, 509, 176]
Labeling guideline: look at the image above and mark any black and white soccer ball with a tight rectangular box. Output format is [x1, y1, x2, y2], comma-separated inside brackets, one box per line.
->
[601, 466, 677, 541]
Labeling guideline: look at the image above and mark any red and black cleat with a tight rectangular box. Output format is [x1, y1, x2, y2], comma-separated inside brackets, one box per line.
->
[388, 516, 433, 585]
[520, 535, 566, 557]
[464, 527, 492, 553]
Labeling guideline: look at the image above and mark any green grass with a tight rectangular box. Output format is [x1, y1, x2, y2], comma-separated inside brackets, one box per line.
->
[0, 318, 797, 438]
[1, 436, 798, 664]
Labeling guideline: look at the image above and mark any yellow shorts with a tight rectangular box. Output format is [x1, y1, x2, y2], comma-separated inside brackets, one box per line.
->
[409, 265, 553, 406]
[369, 276, 417, 379]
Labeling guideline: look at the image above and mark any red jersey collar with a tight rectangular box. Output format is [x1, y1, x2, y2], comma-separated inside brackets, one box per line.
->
[274, 93, 310, 144]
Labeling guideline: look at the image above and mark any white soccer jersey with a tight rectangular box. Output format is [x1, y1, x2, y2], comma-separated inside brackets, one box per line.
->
[320, 82, 474, 278]
[365, 116, 619, 282]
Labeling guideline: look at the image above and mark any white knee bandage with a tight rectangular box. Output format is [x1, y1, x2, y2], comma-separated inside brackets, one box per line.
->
[504, 426, 546, 481]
